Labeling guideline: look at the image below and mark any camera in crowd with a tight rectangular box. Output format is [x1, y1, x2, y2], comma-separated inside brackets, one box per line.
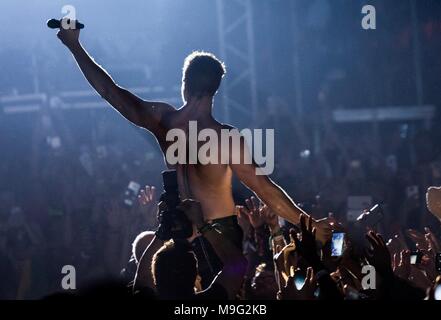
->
[155, 170, 193, 240]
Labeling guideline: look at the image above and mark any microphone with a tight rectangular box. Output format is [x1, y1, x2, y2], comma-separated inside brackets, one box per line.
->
[47, 18, 85, 30]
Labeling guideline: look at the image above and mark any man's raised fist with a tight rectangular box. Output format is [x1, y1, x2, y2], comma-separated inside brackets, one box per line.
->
[57, 28, 80, 49]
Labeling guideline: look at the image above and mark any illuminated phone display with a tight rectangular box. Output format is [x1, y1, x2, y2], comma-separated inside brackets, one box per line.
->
[331, 232, 345, 257]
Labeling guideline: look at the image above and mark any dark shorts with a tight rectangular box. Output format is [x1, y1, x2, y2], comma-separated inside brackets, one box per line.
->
[211, 215, 244, 249]
[191, 215, 243, 288]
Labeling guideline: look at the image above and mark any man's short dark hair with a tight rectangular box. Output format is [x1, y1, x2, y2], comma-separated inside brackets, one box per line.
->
[182, 51, 226, 97]
[152, 239, 198, 298]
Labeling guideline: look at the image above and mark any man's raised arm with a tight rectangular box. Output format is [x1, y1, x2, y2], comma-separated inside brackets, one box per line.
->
[56, 27, 172, 132]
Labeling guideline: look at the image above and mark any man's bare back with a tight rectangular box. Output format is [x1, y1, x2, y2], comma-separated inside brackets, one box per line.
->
[151, 102, 236, 221]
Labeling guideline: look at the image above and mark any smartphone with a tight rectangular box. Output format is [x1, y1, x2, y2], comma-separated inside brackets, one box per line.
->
[331, 232, 345, 257]
[410, 251, 422, 265]
[436, 253, 441, 273]
[435, 284, 441, 301]
[293, 272, 306, 290]
[124, 181, 141, 207]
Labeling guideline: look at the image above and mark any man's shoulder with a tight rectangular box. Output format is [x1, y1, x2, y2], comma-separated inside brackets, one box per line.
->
[195, 121, 234, 133]
[141, 101, 177, 126]
[219, 123, 236, 130]
[142, 101, 176, 114]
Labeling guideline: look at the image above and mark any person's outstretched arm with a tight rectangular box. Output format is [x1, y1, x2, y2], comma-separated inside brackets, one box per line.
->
[56, 27, 173, 133]
[227, 129, 333, 244]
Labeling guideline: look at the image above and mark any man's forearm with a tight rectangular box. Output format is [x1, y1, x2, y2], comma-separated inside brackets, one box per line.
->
[259, 180, 308, 225]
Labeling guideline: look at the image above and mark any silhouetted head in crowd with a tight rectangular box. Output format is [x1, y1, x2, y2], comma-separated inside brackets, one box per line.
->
[181, 51, 226, 103]
[152, 239, 198, 299]
[132, 231, 155, 264]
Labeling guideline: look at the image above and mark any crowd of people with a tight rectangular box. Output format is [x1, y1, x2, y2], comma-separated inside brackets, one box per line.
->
[1, 102, 440, 300]
[1, 0, 441, 303]
[125, 183, 441, 300]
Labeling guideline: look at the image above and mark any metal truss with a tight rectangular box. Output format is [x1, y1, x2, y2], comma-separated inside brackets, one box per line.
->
[216, 0, 258, 126]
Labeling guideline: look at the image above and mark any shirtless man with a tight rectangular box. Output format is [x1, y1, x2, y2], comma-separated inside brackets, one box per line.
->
[55, 26, 333, 245]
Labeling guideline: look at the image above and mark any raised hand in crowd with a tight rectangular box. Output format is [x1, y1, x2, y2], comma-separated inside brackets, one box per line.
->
[260, 204, 280, 234]
[138, 185, 156, 206]
[386, 231, 408, 259]
[365, 231, 393, 279]
[290, 214, 343, 300]
[237, 196, 265, 229]
[138, 185, 158, 229]
[393, 250, 411, 280]
[235, 205, 251, 236]
[278, 267, 317, 300]
[273, 242, 296, 285]
[290, 215, 322, 270]
[426, 276, 441, 300]
[424, 227, 440, 253]
[238, 196, 283, 233]
[367, 231, 428, 299]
